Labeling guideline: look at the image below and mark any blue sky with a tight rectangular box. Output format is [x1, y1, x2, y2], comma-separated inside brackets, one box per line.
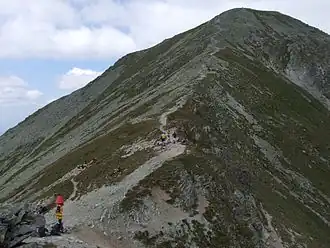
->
[0, 0, 329, 134]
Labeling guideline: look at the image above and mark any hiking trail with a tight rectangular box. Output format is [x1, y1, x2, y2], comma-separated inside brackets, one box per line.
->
[43, 106, 186, 247]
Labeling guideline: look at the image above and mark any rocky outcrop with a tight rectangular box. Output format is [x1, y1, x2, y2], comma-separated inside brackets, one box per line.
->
[0, 204, 49, 248]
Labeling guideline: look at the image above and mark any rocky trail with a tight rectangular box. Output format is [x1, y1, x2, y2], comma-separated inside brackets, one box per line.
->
[49, 109, 186, 247]
[1, 109, 186, 248]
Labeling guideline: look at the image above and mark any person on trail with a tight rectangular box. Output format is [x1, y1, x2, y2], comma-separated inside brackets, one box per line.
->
[172, 131, 177, 139]
[172, 131, 178, 143]
[161, 133, 167, 142]
[55, 194, 64, 233]
[160, 133, 168, 147]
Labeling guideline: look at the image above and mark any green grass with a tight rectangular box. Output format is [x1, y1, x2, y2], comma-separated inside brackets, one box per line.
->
[126, 52, 330, 246]
[211, 47, 330, 245]
[126, 98, 263, 246]
[0, 137, 44, 181]
[254, 169, 330, 247]
[225, 48, 329, 185]
[5, 119, 159, 203]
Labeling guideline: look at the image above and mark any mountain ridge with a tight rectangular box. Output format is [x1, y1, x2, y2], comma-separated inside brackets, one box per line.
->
[0, 7, 330, 248]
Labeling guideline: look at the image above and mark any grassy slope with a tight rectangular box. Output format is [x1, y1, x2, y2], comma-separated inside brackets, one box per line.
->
[1, 9, 329, 248]
[120, 47, 330, 247]
[4, 120, 159, 203]
[214, 48, 330, 247]
[0, 24, 207, 202]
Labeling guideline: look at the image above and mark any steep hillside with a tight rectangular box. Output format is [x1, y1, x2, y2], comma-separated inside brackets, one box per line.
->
[0, 8, 330, 248]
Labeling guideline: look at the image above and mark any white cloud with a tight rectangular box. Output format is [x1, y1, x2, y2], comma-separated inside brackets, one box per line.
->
[0, 0, 329, 60]
[58, 67, 103, 90]
[0, 76, 43, 105]
[26, 90, 43, 100]
[0, 75, 45, 133]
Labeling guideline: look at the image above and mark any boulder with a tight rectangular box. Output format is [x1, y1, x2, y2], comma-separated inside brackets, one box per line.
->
[50, 223, 62, 236]
[0, 204, 48, 248]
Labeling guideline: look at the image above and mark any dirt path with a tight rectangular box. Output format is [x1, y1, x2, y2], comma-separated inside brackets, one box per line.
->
[69, 179, 78, 200]
[42, 104, 187, 247]
[159, 98, 186, 133]
[73, 227, 125, 248]
[55, 142, 185, 229]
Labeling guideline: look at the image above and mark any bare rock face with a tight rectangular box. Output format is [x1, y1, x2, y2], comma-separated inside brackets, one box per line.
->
[0, 7, 330, 248]
[0, 204, 47, 248]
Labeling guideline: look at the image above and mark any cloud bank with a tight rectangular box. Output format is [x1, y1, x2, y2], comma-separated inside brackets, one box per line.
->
[0, 0, 328, 60]
[0, 76, 43, 105]
[0, 76, 44, 134]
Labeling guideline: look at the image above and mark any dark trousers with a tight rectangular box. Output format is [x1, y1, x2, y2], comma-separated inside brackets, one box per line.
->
[58, 219, 64, 232]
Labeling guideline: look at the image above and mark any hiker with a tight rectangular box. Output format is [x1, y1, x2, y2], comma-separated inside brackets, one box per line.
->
[172, 131, 178, 143]
[172, 131, 177, 139]
[55, 194, 64, 233]
[159, 133, 168, 147]
[161, 133, 167, 142]
[161, 133, 167, 143]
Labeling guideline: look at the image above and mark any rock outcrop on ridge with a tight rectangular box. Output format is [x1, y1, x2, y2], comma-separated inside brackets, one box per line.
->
[0, 204, 48, 248]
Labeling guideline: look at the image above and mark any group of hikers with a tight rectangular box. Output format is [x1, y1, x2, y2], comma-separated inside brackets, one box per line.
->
[35, 131, 181, 235]
[42, 131, 177, 234]
[159, 130, 178, 146]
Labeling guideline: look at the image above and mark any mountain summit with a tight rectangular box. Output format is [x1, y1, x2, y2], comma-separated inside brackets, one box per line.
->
[0, 8, 329, 248]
